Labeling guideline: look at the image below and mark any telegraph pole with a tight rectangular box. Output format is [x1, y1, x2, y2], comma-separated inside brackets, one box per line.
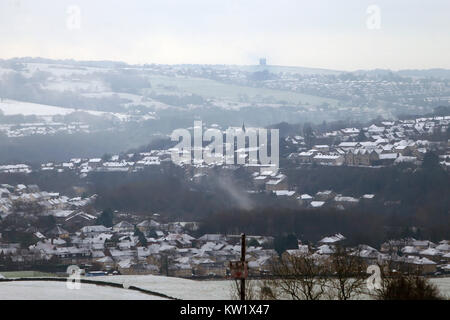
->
[240, 233, 246, 301]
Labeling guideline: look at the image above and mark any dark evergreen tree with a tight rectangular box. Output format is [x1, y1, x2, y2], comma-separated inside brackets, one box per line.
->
[134, 227, 148, 246]
[422, 151, 440, 170]
[357, 129, 367, 142]
[96, 208, 114, 227]
[274, 234, 298, 256]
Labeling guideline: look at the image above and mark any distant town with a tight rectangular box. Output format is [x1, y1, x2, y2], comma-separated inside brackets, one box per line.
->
[0, 180, 449, 278]
[1, 111, 449, 278]
[1, 112, 449, 210]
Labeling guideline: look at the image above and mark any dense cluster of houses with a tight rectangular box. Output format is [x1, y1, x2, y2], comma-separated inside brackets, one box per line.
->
[1, 124, 278, 179]
[258, 74, 450, 110]
[2, 116, 448, 179]
[0, 184, 96, 219]
[38, 151, 171, 177]
[0, 213, 278, 278]
[284, 234, 450, 276]
[288, 116, 450, 169]
[159, 64, 450, 119]
[2, 114, 448, 212]
[0, 182, 276, 277]
[379, 238, 450, 275]
[0, 151, 171, 176]
[0, 121, 90, 138]
[150, 63, 450, 108]
[0, 183, 448, 278]
[2, 214, 449, 277]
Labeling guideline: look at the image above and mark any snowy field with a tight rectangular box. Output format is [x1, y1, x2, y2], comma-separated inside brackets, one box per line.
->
[0, 99, 140, 121]
[0, 99, 76, 116]
[92, 275, 234, 300]
[0, 281, 166, 300]
[0, 276, 448, 300]
[44, 80, 108, 92]
[431, 277, 450, 299]
[92, 275, 450, 300]
[24, 63, 109, 77]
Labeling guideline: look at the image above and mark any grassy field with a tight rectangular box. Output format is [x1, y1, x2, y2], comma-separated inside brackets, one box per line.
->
[147, 75, 338, 106]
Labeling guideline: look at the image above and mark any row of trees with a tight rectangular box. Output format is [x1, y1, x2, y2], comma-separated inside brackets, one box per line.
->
[90, 166, 254, 220]
[232, 246, 443, 300]
[201, 204, 450, 247]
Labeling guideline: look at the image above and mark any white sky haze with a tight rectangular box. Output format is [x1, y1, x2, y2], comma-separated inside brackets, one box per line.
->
[1, 0, 449, 70]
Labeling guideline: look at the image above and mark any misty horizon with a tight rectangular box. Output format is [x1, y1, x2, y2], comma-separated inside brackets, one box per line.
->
[4, 55, 450, 73]
[1, 0, 450, 70]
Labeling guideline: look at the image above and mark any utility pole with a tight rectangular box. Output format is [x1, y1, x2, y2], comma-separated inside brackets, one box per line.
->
[229, 234, 248, 300]
[240, 233, 246, 301]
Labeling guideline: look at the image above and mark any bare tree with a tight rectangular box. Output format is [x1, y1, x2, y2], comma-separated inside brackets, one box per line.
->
[260, 250, 328, 300]
[258, 278, 281, 300]
[230, 279, 257, 300]
[327, 245, 366, 300]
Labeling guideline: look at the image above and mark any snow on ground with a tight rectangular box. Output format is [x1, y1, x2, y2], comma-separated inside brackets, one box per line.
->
[431, 277, 450, 299]
[0, 67, 14, 77]
[92, 275, 450, 300]
[92, 275, 234, 300]
[0, 99, 76, 116]
[0, 99, 146, 121]
[44, 80, 108, 92]
[0, 281, 166, 300]
[81, 92, 168, 111]
[0, 276, 448, 300]
[82, 92, 142, 101]
[24, 63, 109, 77]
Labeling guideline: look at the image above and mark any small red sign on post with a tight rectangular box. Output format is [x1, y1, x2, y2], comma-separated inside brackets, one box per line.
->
[230, 261, 248, 279]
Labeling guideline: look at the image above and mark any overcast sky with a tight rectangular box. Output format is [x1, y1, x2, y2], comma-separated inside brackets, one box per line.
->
[1, 0, 449, 71]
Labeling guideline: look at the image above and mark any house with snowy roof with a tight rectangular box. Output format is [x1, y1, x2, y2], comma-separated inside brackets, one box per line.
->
[394, 256, 437, 275]
[136, 219, 160, 233]
[319, 233, 346, 245]
[419, 248, 443, 262]
[80, 225, 111, 237]
[309, 201, 325, 209]
[113, 221, 134, 233]
[46, 225, 70, 239]
[297, 194, 313, 206]
[315, 190, 336, 201]
[265, 175, 288, 192]
[313, 154, 344, 166]
[345, 149, 379, 166]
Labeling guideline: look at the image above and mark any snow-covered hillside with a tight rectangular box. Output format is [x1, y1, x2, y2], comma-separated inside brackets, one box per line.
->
[0, 99, 153, 121]
[0, 99, 76, 116]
